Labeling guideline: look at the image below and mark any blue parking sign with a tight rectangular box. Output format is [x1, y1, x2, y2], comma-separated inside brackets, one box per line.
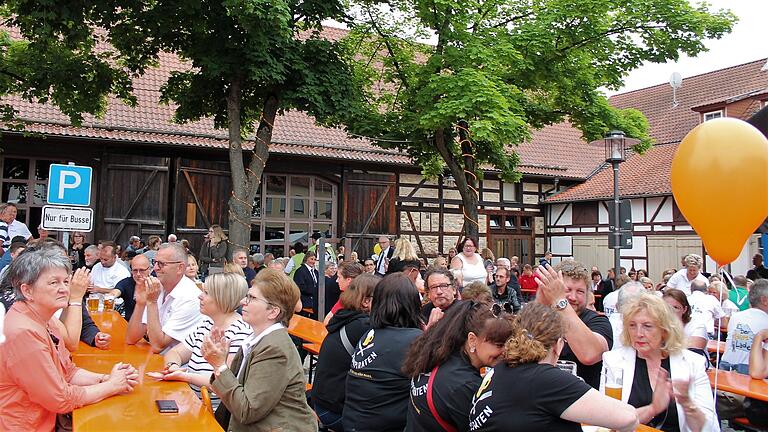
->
[47, 164, 92, 207]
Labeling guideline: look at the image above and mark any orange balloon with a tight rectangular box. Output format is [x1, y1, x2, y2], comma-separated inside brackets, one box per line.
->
[671, 118, 768, 266]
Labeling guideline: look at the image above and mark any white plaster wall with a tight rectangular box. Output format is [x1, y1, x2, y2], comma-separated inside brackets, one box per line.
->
[620, 236, 647, 258]
[550, 236, 573, 256]
[549, 203, 572, 226]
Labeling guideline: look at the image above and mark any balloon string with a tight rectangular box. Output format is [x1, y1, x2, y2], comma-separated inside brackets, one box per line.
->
[713, 264, 727, 416]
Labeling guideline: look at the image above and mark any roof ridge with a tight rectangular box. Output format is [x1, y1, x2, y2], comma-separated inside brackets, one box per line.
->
[611, 57, 768, 98]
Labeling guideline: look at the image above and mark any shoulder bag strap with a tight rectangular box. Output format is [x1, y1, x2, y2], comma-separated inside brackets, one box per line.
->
[339, 325, 355, 356]
[426, 365, 458, 432]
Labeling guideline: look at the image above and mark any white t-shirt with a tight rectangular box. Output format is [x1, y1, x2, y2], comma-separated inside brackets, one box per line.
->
[687, 291, 724, 334]
[183, 317, 252, 408]
[456, 253, 487, 287]
[684, 318, 708, 341]
[90, 262, 131, 289]
[602, 290, 619, 317]
[721, 299, 739, 317]
[722, 308, 768, 366]
[142, 276, 204, 349]
[609, 312, 625, 350]
[666, 269, 708, 296]
[7, 220, 31, 241]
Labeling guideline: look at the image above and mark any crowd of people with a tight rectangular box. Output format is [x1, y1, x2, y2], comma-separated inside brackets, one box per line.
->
[0, 207, 766, 431]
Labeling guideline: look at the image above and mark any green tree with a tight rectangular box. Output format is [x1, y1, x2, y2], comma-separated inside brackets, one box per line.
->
[3, 0, 359, 249]
[344, 0, 735, 240]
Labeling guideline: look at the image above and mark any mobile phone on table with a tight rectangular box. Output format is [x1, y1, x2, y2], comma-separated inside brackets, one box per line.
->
[155, 399, 179, 413]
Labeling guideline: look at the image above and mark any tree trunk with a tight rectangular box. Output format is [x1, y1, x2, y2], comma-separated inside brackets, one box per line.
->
[457, 120, 479, 240]
[433, 126, 480, 244]
[226, 76, 278, 254]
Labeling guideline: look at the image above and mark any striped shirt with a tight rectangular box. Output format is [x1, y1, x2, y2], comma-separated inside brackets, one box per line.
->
[0, 222, 8, 250]
[182, 317, 252, 408]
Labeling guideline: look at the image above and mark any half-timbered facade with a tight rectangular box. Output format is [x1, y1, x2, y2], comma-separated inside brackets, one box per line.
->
[544, 59, 768, 280]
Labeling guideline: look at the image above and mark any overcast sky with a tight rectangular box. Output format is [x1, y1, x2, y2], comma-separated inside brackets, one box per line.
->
[613, 0, 768, 94]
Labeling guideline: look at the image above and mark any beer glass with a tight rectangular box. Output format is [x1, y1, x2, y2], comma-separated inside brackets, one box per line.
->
[87, 294, 100, 313]
[103, 294, 115, 312]
[603, 365, 623, 400]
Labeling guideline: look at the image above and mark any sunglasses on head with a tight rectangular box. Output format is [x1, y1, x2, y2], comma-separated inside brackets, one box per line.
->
[490, 302, 514, 317]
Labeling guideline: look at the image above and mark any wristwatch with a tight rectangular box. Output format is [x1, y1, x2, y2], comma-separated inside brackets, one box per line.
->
[165, 361, 179, 369]
[214, 364, 228, 376]
[554, 298, 569, 311]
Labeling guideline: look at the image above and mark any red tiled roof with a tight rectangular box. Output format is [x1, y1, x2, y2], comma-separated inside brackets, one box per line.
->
[546, 58, 768, 203]
[545, 143, 678, 203]
[516, 121, 605, 180]
[610, 59, 768, 145]
[0, 26, 606, 179]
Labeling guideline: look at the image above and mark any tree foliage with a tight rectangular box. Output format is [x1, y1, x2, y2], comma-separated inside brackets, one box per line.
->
[2, 0, 360, 248]
[343, 0, 736, 238]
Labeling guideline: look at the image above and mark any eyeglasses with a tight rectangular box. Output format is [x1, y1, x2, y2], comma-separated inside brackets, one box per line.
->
[155, 260, 182, 269]
[131, 267, 150, 274]
[244, 293, 273, 307]
[491, 302, 514, 317]
[428, 283, 452, 292]
[73, 234, 84, 238]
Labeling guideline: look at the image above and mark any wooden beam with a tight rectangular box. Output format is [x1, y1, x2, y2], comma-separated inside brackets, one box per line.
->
[182, 169, 212, 228]
[111, 170, 159, 242]
[351, 184, 392, 252]
[405, 211, 427, 257]
[405, 178, 428, 199]
[648, 196, 668, 223]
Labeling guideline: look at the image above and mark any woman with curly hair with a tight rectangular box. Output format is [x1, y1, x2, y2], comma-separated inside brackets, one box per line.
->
[469, 303, 638, 431]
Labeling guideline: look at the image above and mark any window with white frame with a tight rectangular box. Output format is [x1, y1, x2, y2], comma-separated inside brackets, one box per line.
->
[703, 110, 723, 122]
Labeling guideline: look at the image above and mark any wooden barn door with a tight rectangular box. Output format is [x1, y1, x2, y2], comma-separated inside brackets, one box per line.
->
[97, 154, 169, 245]
[342, 171, 397, 260]
[174, 158, 231, 255]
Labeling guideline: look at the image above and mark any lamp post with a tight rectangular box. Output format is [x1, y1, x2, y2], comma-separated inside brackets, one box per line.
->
[604, 131, 628, 277]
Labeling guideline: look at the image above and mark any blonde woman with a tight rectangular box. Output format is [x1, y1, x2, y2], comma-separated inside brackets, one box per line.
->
[602, 294, 718, 431]
[385, 237, 420, 275]
[199, 225, 228, 277]
[160, 273, 251, 409]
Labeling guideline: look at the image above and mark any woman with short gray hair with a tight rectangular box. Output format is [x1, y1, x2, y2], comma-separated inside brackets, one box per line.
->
[0, 247, 139, 431]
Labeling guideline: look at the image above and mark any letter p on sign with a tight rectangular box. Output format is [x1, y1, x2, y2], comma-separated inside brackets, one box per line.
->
[47, 164, 92, 207]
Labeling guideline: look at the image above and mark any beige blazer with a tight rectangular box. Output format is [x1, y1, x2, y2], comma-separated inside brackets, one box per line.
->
[601, 346, 719, 432]
[211, 328, 318, 432]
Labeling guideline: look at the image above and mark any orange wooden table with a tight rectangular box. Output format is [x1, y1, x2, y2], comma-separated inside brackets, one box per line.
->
[288, 314, 327, 345]
[707, 340, 725, 354]
[707, 369, 768, 402]
[72, 311, 223, 431]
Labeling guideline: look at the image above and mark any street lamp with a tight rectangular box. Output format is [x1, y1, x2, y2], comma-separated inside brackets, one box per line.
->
[600, 130, 637, 278]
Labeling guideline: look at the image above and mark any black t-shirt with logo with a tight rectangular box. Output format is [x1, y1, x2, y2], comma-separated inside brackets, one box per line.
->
[406, 352, 481, 432]
[343, 326, 423, 432]
[469, 362, 591, 431]
[559, 308, 613, 388]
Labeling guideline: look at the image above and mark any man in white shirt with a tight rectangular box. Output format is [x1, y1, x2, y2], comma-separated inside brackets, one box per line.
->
[666, 253, 708, 295]
[88, 241, 131, 295]
[687, 279, 724, 336]
[125, 242, 202, 353]
[375, 236, 393, 276]
[0, 203, 31, 250]
[721, 279, 768, 373]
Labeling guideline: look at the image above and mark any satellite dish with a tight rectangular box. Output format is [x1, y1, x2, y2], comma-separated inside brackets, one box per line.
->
[669, 72, 683, 89]
[669, 72, 682, 107]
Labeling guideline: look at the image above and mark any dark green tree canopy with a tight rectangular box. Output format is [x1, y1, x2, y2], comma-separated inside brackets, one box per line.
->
[341, 0, 734, 237]
[2, 0, 360, 248]
[344, 0, 735, 181]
